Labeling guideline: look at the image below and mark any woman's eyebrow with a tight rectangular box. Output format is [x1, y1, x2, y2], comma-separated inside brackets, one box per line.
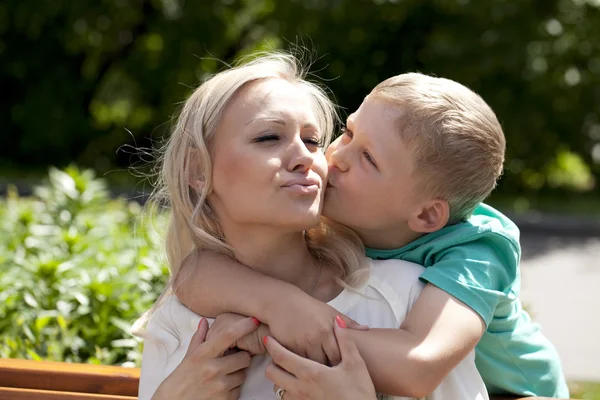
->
[245, 117, 287, 126]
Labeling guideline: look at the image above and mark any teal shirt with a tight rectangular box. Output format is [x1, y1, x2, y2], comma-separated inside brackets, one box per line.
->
[366, 203, 569, 397]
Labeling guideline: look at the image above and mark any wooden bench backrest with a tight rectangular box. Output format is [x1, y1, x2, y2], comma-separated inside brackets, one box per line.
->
[0, 358, 564, 400]
[0, 358, 138, 399]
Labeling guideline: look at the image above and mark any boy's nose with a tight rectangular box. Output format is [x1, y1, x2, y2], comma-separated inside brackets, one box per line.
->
[328, 147, 349, 172]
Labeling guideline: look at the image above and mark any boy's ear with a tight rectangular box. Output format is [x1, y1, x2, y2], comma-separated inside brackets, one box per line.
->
[186, 147, 205, 193]
[408, 199, 450, 233]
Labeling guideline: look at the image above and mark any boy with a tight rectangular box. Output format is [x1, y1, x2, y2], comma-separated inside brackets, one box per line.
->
[173, 73, 568, 398]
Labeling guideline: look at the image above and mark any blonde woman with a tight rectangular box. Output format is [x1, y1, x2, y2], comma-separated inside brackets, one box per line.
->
[136, 53, 488, 400]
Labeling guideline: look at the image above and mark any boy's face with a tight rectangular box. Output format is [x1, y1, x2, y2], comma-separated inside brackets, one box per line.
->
[323, 96, 426, 248]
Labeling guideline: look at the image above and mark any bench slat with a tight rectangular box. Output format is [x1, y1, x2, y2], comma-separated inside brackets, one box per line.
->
[0, 387, 136, 400]
[0, 358, 570, 399]
[0, 359, 139, 397]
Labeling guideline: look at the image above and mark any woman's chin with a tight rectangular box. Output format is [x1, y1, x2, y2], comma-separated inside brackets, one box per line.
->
[280, 213, 322, 231]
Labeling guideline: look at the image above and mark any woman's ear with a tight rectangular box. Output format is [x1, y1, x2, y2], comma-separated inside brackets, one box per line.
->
[408, 199, 450, 233]
[186, 148, 205, 193]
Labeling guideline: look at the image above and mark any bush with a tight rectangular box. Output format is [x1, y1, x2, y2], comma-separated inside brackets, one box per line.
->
[0, 167, 167, 366]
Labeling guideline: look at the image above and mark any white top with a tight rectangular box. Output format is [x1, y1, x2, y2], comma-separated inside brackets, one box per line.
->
[138, 258, 489, 400]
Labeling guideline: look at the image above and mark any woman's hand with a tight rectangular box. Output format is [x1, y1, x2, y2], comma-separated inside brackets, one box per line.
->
[151, 316, 259, 400]
[207, 312, 271, 355]
[266, 293, 368, 366]
[264, 317, 377, 400]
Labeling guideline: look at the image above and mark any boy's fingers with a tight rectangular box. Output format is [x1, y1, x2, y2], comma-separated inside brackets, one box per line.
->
[205, 317, 259, 358]
[264, 336, 315, 377]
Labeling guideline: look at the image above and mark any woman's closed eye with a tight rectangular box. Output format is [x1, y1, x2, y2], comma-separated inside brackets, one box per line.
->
[254, 134, 280, 143]
[304, 137, 324, 148]
[254, 134, 323, 149]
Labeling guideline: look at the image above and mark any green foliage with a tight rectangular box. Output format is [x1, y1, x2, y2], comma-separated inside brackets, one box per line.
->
[570, 381, 600, 400]
[2, 0, 600, 196]
[0, 167, 167, 366]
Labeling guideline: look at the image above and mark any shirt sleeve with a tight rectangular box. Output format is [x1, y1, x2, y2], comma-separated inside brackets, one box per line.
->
[138, 297, 202, 400]
[419, 234, 519, 327]
[138, 317, 177, 400]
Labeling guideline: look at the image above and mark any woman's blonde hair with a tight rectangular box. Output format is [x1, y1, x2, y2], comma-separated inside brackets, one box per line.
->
[135, 52, 365, 333]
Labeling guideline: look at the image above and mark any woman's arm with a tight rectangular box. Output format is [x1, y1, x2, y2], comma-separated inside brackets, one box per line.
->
[175, 252, 485, 397]
[174, 250, 364, 365]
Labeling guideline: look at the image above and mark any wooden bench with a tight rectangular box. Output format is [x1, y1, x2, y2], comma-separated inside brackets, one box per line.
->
[0, 358, 568, 399]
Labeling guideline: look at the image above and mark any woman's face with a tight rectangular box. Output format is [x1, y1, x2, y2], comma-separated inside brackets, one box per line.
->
[209, 78, 327, 233]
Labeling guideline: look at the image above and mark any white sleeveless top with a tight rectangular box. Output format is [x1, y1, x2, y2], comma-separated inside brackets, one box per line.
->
[138, 258, 488, 400]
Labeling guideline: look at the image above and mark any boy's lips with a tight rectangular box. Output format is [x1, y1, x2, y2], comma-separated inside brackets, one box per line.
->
[327, 166, 339, 188]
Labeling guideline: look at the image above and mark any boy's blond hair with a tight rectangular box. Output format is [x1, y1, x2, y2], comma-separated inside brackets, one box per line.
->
[370, 73, 505, 223]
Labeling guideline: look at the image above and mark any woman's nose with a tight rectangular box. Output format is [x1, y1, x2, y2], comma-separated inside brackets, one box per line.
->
[287, 139, 314, 173]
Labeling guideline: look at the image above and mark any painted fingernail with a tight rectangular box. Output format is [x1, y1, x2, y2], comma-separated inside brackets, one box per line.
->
[198, 317, 205, 330]
[263, 336, 268, 345]
[251, 317, 260, 326]
[335, 315, 347, 329]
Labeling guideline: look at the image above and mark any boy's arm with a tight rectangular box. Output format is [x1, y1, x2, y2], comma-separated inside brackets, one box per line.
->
[173, 250, 362, 365]
[175, 251, 486, 398]
[347, 283, 485, 398]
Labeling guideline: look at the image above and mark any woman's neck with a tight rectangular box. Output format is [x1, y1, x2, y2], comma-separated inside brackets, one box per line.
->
[222, 225, 321, 293]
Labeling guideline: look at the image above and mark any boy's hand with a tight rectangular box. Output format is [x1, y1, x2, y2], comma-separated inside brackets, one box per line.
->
[208, 313, 271, 355]
[265, 294, 367, 366]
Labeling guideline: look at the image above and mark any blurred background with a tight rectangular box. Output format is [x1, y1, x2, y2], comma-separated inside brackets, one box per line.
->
[1, 0, 599, 397]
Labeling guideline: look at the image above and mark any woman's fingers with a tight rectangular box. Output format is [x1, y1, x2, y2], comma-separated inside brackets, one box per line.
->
[264, 336, 316, 377]
[334, 321, 364, 368]
[213, 350, 252, 374]
[323, 332, 341, 366]
[265, 362, 299, 394]
[341, 315, 370, 331]
[184, 318, 209, 359]
[224, 369, 246, 390]
[228, 387, 241, 400]
[306, 344, 328, 366]
[204, 317, 260, 358]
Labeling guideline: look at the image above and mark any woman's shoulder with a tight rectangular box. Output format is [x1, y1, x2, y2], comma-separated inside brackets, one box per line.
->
[366, 257, 425, 286]
[365, 258, 426, 307]
[146, 295, 201, 336]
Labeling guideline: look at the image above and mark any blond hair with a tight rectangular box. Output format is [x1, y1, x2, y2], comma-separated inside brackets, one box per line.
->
[370, 73, 505, 223]
[135, 52, 364, 333]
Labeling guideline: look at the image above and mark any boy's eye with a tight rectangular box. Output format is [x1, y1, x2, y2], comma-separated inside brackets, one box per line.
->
[342, 127, 353, 139]
[364, 151, 377, 168]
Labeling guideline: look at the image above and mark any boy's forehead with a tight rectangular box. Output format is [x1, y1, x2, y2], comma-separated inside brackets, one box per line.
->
[351, 96, 406, 131]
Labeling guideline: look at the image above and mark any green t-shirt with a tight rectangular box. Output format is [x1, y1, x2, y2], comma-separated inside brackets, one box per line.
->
[366, 203, 569, 397]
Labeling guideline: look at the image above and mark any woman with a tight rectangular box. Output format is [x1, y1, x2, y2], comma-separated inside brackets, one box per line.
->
[136, 52, 487, 400]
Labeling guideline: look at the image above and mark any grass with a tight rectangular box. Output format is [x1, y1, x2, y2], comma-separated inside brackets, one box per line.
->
[570, 381, 600, 399]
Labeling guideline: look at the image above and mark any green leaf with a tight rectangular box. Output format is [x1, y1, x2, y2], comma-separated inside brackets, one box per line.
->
[24, 293, 39, 309]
